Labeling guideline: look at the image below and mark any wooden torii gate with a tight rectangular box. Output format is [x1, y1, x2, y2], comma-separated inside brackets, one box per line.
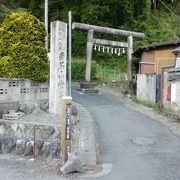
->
[72, 22, 145, 84]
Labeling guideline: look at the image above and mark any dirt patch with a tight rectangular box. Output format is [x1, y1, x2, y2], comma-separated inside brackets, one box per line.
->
[0, 154, 62, 180]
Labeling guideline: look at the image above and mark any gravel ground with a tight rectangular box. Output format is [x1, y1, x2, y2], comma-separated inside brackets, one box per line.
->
[0, 154, 65, 180]
[0, 154, 83, 180]
[19, 112, 60, 126]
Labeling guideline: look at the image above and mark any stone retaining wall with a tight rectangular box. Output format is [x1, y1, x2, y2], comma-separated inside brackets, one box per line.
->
[0, 121, 60, 159]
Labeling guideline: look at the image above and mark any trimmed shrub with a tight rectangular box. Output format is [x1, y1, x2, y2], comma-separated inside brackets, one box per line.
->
[71, 58, 100, 81]
[0, 11, 49, 81]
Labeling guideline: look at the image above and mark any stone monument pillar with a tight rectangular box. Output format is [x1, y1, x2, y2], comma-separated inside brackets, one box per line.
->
[49, 21, 67, 114]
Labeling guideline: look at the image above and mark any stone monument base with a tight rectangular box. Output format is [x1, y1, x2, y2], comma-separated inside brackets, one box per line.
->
[79, 82, 99, 93]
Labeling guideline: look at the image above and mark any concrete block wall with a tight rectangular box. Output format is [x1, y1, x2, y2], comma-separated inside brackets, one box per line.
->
[0, 78, 49, 103]
[163, 72, 168, 107]
[137, 74, 156, 102]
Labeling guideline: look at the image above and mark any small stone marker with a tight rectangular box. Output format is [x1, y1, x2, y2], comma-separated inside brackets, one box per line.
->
[60, 153, 85, 175]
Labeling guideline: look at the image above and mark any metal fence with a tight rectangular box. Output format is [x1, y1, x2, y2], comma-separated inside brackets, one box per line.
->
[99, 68, 127, 88]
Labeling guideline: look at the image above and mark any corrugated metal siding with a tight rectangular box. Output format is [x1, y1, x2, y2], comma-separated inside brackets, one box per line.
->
[140, 51, 155, 74]
[155, 48, 175, 73]
[140, 47, 175, 74]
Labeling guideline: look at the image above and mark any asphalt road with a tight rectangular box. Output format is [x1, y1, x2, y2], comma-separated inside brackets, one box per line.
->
[72, 88, 180, 180]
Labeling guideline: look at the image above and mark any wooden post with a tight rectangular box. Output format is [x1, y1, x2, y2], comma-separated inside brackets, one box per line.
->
[127, 35, 133, 83]
[45, 0, 48, 51]
[86, 29, 94, 82]
[33, 125, 36, 158]
[60, 96, 72, 165]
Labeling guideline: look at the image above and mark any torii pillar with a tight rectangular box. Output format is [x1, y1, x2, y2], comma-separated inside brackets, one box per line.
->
[127, 35, 133, 82]
[86, 29, 94, 82]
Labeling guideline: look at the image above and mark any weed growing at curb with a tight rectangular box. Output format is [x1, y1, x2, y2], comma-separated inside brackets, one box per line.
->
[129, 95, 180, 123]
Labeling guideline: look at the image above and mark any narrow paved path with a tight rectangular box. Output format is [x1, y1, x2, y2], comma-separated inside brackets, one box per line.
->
[72, 88, 180, 180]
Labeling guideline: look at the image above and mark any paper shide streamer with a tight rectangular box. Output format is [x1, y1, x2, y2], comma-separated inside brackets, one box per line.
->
[93, 44, 126, 56]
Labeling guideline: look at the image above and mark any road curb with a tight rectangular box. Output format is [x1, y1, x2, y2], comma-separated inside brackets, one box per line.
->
[74, 102, 97, 166]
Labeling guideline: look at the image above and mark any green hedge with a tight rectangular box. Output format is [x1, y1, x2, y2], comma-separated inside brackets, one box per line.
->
[70, 59, 101, 81]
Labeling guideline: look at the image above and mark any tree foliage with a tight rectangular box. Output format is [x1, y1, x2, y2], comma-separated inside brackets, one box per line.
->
[0, 0, 179, 72]
[1, 1, 179, 44]
[0, 11, 49, 81]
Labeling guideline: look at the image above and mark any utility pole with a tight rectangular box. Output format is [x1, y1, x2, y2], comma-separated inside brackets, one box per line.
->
[45, 0, 48, 52]
[156, 0, 160, 10]
[68, 11, 72, 96]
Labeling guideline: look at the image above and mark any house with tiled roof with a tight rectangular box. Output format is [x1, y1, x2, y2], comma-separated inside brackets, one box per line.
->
[133, 40, 180, 74]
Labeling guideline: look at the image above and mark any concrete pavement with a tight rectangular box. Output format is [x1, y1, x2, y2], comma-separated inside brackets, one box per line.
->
[72, 86, 180, 180]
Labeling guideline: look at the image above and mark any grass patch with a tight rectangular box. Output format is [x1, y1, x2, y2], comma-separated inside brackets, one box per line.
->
[161, 108, 180, 122]
[130, 95, 160, 112]
[130, 95, 180, 122]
